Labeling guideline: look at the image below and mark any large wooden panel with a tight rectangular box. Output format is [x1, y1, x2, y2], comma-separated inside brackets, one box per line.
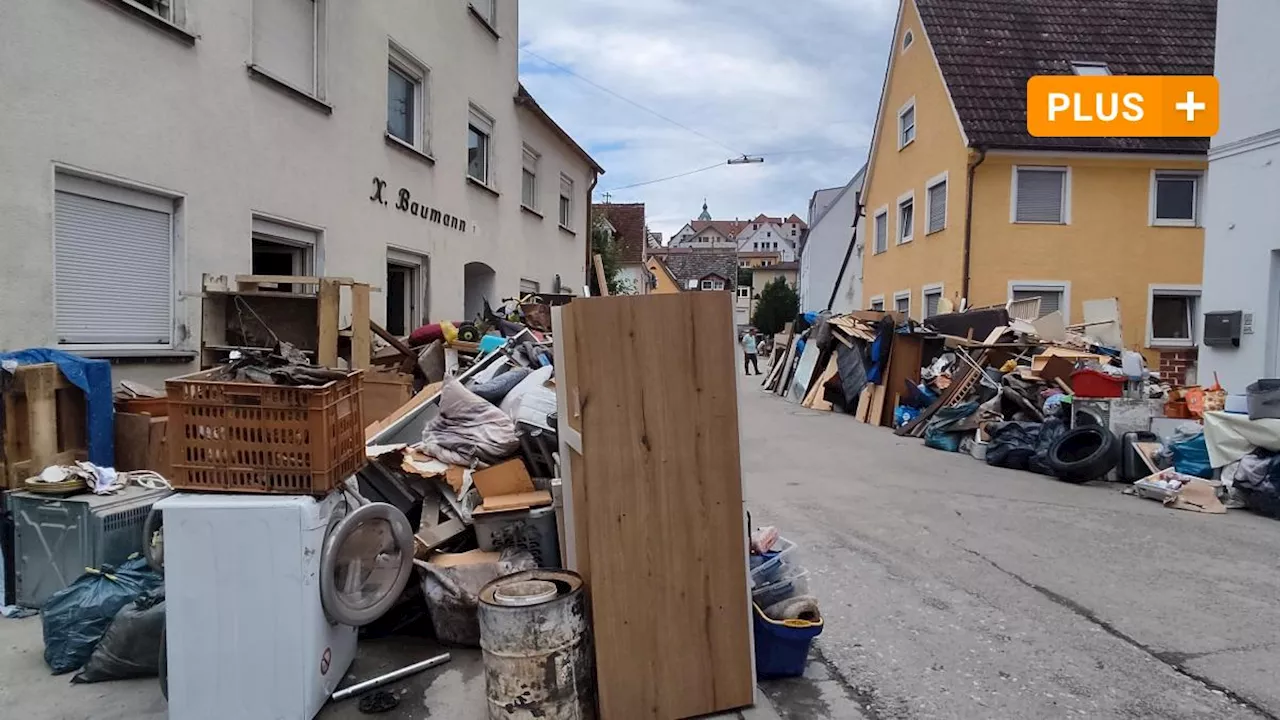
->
[560, 293, 753, 719]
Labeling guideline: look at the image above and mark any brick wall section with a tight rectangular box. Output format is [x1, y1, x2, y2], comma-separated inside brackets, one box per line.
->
[1159, 347, 1199, 385]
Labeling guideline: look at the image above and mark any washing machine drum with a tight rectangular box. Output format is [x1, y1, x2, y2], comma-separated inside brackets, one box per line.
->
[320, 502, 416, 627]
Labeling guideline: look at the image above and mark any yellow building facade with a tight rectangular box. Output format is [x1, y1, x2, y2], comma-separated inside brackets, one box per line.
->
[860, 0, 1211, 365]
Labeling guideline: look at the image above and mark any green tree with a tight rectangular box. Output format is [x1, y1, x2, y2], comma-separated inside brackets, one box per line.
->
[589, 210, 636, 295]
[751, 277, 799, 335]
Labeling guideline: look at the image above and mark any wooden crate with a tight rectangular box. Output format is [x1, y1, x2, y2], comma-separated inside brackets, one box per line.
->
[1, 364, 88, 488]
[166, 368, 365, 495]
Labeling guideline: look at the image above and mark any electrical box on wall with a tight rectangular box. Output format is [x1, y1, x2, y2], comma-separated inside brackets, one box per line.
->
[1204, 310, 1243, 348]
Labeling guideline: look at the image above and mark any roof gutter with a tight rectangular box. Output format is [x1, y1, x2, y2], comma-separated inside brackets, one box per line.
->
[961, 146, 987, 304]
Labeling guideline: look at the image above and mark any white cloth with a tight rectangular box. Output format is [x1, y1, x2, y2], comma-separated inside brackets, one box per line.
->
[1202, 411, 1280, 468]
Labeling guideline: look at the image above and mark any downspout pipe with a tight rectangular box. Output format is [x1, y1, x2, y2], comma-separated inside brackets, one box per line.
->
[961, 147, 987, 305]
[584, 172, 599, 293]
[826, 202, 866, 312]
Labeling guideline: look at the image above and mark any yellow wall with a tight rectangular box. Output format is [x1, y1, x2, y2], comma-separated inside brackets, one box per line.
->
[752, 267, 797, 292]
[860, 0, 971, 317]
[742, 257, 781, 269]
[647, 257, 681, 294]
[859, 0, 1206, 366]
[969, 153, 1205, 361]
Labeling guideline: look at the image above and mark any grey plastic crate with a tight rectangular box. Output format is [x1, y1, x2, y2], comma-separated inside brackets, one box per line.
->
[473, 505, 561, 568]
[8, 485, 170, 608]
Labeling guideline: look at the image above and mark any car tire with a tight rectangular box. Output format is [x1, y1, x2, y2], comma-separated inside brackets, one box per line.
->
[1047, 426, 1120, 483]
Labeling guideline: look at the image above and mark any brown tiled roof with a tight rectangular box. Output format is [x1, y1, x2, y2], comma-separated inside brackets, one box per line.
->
[657, 249, 739, 290]
[593, 202, 646, 263]
[914, 0, 1216, 154]
[690, 219, 747, 238]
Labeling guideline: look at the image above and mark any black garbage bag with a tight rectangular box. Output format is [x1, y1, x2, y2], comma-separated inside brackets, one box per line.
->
[985, 421, 1042, 471]
[42, 556, 163, 675]
[71, 591, 165, 683]
[1031, 416, 1068, 475]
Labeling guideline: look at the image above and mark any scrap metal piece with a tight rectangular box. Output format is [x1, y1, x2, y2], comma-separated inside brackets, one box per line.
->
[330, 653, 452, 702]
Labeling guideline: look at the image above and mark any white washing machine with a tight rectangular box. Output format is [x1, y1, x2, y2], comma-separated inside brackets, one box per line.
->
[157, 492, 414, 720]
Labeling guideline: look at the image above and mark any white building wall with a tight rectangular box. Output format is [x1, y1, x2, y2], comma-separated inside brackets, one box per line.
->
[0, 0, 593, 383]
[800, 186, 861, 312]
[1198, 0, 1280, 392]
[738, 223, 796, 261]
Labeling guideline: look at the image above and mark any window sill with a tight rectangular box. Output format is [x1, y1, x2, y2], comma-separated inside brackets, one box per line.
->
[385, 133, 436, 164]
[521, 204, 544, 219]
[1152, 219, 1199, 228]
[99, 0, 197, 45]
[1147, 340, 1196, 350]
[898, 138, 915, 151]
[897, 238, 913, 245]
[873, 249, 887, 256]
[1012, 220, 1067, 226]
[558, 224, 576, 236]
[247, 64, 333, 115]
[925, 227, 945, 236]
[61, 347, 197, 362]
[467, 176, 500, 197]
[468, 5, 501, 39]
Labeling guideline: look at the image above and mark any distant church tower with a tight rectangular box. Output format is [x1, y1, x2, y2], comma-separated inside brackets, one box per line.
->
[697, 199, 712, 221]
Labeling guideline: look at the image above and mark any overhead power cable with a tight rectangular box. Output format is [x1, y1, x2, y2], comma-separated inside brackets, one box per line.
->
[603, 162, 731, 192]
[519, 46, 746, 157]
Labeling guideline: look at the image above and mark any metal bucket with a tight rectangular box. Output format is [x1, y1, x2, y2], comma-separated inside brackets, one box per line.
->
[478, 569, 595, 719]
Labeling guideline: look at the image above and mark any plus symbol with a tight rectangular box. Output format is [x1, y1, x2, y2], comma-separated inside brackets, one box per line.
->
[1175, 91, 1206, 122]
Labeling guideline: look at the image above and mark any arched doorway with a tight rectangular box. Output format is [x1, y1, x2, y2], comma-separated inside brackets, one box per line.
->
[463, 261, 496, 321]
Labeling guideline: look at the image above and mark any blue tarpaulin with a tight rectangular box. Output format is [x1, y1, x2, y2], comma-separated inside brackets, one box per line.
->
[0, 349, 113, 468]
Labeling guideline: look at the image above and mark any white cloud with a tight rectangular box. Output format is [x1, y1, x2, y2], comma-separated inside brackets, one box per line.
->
[519, 0, 899, 238]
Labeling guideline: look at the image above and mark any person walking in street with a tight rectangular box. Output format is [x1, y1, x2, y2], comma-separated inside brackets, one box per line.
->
[741, 330, 760, 375]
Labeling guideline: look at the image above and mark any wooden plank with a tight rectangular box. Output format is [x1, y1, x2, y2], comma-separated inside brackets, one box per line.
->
[855, 385, 874, 422]
[775, 338, 799, 396]
[869, 384, 887, 427]
[803, 355, 838, 408]
[371, 320, 418, 359]
[317, 278, 341, 367]
[351, 283, 372, 370]
[592, 253, 610, 297]
[24, 364, 58, 475]
[561, 293, 753, 719]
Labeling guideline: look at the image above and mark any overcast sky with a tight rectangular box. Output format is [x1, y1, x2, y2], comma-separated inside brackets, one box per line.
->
[518, 0, 899, 240]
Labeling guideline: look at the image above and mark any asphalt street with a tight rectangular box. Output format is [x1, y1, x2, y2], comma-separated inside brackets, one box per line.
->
[739, 372, 1280, 720]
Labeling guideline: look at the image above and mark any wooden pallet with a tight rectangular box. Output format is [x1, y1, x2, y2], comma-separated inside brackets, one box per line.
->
[1, 364, 87, 488]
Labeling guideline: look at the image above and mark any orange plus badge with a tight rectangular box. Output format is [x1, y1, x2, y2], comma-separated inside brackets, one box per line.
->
[1027, 76, 1219, 138]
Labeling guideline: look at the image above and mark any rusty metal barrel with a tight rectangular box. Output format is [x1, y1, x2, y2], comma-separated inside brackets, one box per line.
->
[477, 569, 595, 719]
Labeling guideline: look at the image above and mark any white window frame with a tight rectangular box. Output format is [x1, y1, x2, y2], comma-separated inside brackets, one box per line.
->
[1149, 170, 1202, 228]
[925, 171, 949, 234]
[897, 98, 917, 150]
[922, 282, 944, 318]
[386, 247, 429, 335]
[251, 213, 323, 281]
[897, 190, 915, 244]
[521, 144, 540, 212]
[1008, 280, 1071, 324]
[1147, 284, 1201, 348]
[52, 167, 185, 352]
[1071, 61, 1111, 76]
[873, 206, 889, 254]
[558, 173, 574, 230]
[467, 104, 495, 186]
[869, 295, 885, 311]
[249, 0, 328, 102]
[701, 279, 715, 291]
[893, 289, 912, 317]
[1010, 166, 1071, 225]
[737, 286, 751, 299]
[902, 29, 914, 52]
[386, 40, 430, 153]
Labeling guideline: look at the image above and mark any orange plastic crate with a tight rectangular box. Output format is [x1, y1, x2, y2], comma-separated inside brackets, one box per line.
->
[166, 368, 365, 495]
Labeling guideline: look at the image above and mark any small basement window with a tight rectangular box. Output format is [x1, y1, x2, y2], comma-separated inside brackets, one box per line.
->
[1149, 289, 1200, 347]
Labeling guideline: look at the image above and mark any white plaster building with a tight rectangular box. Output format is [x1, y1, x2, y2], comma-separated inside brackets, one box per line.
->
[0, 0, 601, 383]
[670, 204, 805, 261]
[800, 167, 865, 313]
[1197, 0, 1280, 392]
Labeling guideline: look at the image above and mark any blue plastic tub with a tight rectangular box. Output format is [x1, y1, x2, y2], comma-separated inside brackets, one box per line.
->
[753, 603, 823, 679]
